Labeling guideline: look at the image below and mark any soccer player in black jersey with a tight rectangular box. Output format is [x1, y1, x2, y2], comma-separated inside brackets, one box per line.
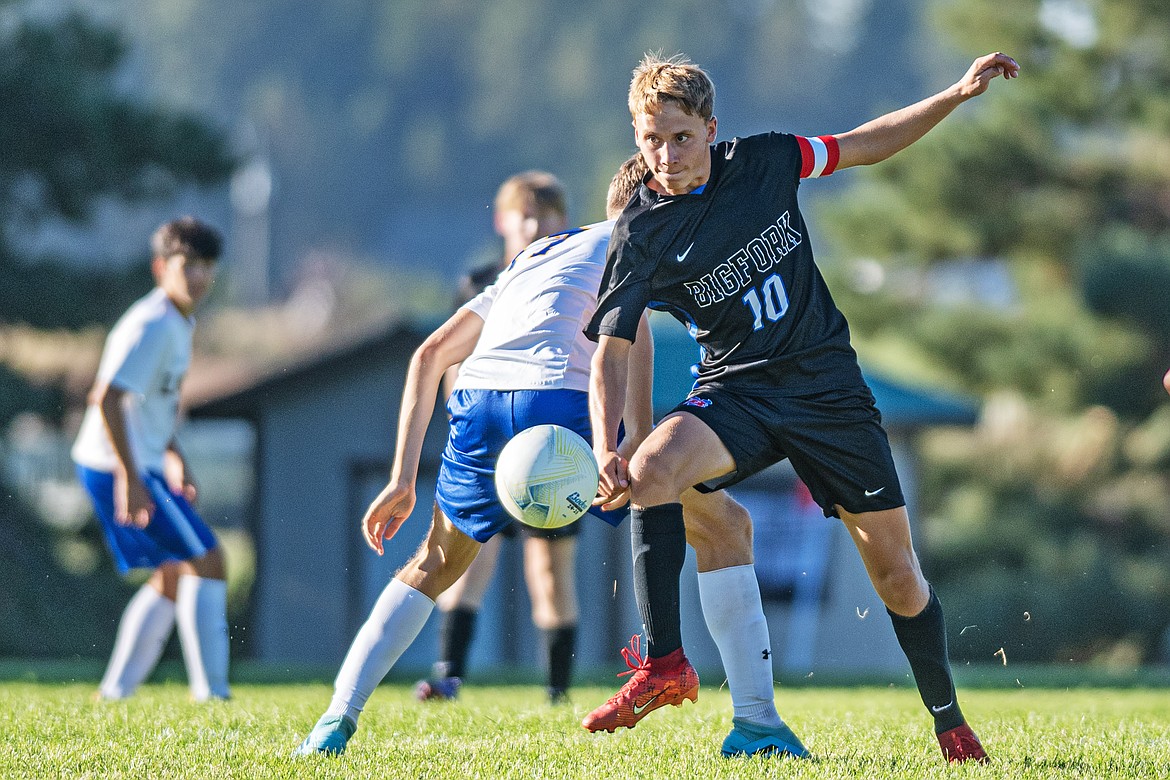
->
[583, 51, 1019, 763]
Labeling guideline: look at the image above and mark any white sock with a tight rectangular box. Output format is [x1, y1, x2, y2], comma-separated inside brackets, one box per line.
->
[697, 564, 782, 727]
[99, 584, 176, 699]
[176, 575, 231, 701]
[326, 578, 435, 725]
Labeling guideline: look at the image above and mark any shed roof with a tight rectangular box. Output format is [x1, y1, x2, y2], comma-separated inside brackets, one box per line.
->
[189, 320, 432, 419]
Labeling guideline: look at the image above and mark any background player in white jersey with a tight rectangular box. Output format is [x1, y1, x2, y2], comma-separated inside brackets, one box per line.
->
[72, 217, 230, 702]
[418, 171, 583, 704]
[584, 52, 1018, 762]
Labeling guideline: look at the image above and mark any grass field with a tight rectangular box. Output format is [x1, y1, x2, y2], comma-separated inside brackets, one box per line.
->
[2, 666, 1169, 779]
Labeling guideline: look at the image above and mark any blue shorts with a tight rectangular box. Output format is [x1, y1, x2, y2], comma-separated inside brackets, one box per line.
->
[76, 465, 220, 575]
[435, 388, 626, 543]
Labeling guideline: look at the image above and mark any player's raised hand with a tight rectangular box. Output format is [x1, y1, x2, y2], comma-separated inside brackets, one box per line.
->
[361, 480, 416, 555]
[958, 52, 1019, 98]
[593, 449, 631, 511]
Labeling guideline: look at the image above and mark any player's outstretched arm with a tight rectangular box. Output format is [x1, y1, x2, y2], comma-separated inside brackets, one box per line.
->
[364, 308, 483, 554]
[834, 52, 1019, 171]
[590, 334, 634, 510]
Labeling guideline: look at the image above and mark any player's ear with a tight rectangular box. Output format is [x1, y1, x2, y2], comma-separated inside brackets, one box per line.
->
[705, 116, 717, 143]
[150, 255, 167, 284]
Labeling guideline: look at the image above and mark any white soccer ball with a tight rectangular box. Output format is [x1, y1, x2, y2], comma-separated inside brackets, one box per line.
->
[494, 424, 599, 530]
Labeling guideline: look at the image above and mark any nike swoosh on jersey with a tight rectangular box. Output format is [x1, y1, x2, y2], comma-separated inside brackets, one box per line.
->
[864, 487, 885, 496]
[676, 243, 695, 263]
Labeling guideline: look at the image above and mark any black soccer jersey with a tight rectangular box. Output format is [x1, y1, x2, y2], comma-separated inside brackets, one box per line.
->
[585, 132, 865, 396]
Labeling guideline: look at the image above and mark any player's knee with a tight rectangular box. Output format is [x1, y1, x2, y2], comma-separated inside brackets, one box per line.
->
[189, 547, 226, 580]
[628, 454, 687, 505]
[874, 567, 928, 615]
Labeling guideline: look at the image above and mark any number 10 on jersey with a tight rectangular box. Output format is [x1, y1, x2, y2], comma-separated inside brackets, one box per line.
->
[742, 273, 789, 331]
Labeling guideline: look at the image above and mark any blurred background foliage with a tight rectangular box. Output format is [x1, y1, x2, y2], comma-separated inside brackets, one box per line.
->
[820, 0, 1170, 663]
[2, 0, 1170, 665]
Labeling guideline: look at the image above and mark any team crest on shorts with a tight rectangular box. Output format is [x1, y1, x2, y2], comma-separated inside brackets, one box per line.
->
[683, 396, 713, 408]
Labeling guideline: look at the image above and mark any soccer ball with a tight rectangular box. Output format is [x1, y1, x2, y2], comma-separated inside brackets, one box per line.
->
[494, 424, 599, 530]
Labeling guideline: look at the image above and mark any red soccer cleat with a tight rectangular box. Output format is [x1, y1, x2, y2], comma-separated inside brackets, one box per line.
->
[937, 723, 989, 763]
[582, 635, 699, 733]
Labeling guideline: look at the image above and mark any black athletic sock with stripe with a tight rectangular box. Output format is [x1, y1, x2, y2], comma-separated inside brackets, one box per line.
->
[545, 625, 576, 694]
[888, 586, 965, 733]
[436, 605, 477, 679]
[630, 503, 686, 659]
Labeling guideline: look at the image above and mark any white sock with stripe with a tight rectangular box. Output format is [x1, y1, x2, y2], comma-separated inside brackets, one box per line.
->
[176, 575, 231, 701]
[327, 578, 435, 725]
[99, 584, 176, 699]
[697, 564, 783, 727]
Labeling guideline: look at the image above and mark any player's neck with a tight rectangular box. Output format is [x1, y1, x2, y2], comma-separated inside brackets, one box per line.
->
[163, 289, 196, 317]
[648, 172, 709, 197]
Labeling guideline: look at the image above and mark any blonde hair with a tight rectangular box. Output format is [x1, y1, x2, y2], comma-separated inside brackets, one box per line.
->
[606, 153, 648, 219]
[494, 170, 567, 219]
[628, 52, 715, 120]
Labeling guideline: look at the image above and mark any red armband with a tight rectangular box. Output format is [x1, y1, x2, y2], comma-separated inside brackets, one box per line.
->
[796, 134, 840, 179]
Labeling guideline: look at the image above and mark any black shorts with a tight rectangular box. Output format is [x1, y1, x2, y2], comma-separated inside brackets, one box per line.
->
[668, 384, 905, 518]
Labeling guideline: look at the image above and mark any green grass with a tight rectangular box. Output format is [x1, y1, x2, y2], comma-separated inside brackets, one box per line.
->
[2, 674, 1169, 778]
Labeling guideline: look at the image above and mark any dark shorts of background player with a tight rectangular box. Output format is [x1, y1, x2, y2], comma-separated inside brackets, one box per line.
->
[669, 384, 906, 518]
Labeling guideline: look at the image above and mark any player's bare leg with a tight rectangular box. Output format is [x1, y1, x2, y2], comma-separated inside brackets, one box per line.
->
[524, 535, 578, 702]
[839, 505, 987, 763]
[435, 532, 501, 610]
[394, 505, 482, 599]
[681, 488, 752, 572]
[418, 534, 504, 700]
[297, 505, 481, 757]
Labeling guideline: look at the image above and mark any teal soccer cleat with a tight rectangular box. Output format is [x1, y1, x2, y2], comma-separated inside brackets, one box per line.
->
[293, 714, 356, 757]
[721, 717, 810, 759]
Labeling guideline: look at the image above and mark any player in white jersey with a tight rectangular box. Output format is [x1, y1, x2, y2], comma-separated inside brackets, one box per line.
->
[295, 154, 769, 757]
[418, 172, 583, 705]
[72, 217, 230, 702]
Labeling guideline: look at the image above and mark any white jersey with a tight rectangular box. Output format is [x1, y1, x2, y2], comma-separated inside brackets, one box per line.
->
[455, 220, 615, 392]
[72, 287, 194, 474]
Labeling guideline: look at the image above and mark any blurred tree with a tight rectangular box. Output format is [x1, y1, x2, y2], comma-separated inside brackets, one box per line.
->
[815, 0, 1170, 663]
[0, 4, 234, 334]
[111, 0, 927, 289]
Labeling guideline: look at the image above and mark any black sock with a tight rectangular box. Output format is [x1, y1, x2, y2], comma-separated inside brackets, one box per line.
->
[888, 586, 964, 733]
[436, 606, 477, 679]
[630, 503, 686, 658]
[545, 625, 576, 693]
